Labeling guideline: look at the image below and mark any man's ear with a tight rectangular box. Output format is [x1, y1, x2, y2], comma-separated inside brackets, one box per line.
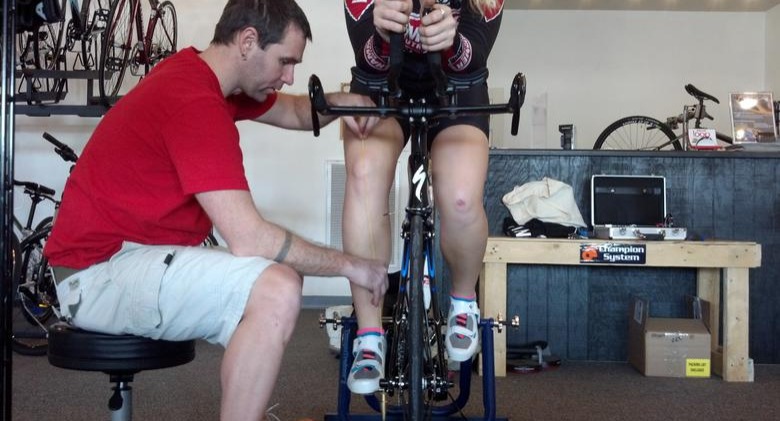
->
[237, 26, 259, 55]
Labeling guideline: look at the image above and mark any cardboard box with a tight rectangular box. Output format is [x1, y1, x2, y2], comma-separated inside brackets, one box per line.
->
[628, 296, 711, 378]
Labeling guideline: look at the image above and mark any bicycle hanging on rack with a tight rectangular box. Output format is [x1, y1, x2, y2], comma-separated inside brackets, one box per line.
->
[99, 0, 177, 105]
[14, 0, 113, 108]
[311, 43, 525, 420]
[593, 84, 733, 151]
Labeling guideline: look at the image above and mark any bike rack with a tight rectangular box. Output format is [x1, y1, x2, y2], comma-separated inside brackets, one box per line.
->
[325, 317, 508, 421]
[14, 68, 109, 117]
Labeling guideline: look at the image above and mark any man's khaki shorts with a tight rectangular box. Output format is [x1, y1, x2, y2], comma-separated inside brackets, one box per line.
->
[55, 241, 274, 347]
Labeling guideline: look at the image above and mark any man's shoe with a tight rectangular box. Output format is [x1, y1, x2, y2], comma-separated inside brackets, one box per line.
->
[445, 297, 480, 362]
[347, 332, 386, 394]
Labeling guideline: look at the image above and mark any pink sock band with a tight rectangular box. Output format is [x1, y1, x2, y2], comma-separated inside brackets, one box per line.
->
[450, 293, 477, 302]
[357, 327, 384, 336]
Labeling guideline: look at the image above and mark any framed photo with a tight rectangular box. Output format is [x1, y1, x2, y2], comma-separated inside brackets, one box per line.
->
[729, 92, 778, 143]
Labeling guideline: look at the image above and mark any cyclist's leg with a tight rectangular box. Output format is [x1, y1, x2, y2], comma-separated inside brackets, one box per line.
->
[342, 117, 403, 393]
[430, 123, 489, 361]
[342, 117, 404, 328]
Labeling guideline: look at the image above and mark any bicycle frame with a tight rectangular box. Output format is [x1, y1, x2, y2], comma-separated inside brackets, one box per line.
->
[310, 69, 524, 419]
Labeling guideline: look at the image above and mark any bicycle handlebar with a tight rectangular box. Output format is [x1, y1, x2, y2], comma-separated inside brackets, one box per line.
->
[13, 180, 56, 198]
[42, 132, 79, 163]
[308, 72, 526, 137]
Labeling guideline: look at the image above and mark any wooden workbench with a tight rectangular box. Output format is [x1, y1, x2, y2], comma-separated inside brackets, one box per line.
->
[480, 237, 761, 381]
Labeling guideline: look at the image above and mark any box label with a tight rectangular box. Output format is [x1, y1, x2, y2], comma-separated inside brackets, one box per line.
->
[686, 358, 711, 377]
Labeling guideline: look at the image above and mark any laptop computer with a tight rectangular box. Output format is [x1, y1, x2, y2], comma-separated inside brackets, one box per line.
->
[590, 175, 686, 241]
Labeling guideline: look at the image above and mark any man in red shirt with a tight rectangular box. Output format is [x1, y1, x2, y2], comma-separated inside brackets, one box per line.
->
[44, 1, 387, 419]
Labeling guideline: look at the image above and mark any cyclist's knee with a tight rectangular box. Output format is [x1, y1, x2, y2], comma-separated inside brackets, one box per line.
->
[440, 191, 484, 222]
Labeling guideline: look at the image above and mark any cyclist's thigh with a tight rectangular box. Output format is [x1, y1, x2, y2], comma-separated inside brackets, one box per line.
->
[56, 241, 274, 347]
[428, 83, 491, 144]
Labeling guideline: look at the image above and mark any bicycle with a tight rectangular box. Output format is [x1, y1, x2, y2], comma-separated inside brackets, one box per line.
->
[14, 0, 67, 104]
[10, 132, 79, 356]
[311, 38, 525, 419]
[14, 0, 112, 105]
[593, 84, 734, 151]
[99, 0, 177, 105]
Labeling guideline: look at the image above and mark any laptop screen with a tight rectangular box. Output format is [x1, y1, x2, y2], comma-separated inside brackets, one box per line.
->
[591, 175, 666, 226]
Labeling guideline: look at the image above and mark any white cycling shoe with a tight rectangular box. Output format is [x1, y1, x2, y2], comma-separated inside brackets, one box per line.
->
[445, 297, 481, 362]
[347, 333, 386, 395]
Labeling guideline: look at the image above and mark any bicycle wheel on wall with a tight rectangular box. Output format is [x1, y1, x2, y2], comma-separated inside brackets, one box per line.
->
[593, 116, 682, 151]
[15, 1, 67, 105]
[78, 0, 112, 70]
[99, 0, 134, 105]
[148, 1, 177, 68]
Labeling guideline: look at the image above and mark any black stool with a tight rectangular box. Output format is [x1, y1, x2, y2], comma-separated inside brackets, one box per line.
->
[48, 322, 196, 421]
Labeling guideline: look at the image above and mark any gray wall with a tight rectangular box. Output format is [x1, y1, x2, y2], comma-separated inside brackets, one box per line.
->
[484, 149, 780, 363]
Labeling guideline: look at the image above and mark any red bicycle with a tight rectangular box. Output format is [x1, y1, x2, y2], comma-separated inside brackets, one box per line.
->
[98, 0, 177, 105]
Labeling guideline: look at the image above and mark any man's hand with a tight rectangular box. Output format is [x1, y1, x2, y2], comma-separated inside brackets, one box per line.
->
[419, 2, 457, 52]
[373, 0, 413, 42]
[345, 256, 389, 307]
[325, 92, 380, 139]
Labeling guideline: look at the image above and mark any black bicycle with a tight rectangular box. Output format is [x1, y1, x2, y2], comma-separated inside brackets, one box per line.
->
[593, 84, 734, 151]
[10, 132, 78, 356]
[312, 42, 525, 419]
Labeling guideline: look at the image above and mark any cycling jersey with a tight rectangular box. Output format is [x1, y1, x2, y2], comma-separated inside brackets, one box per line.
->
[344, 0, 503, 76]
[344, 0, 504, 141]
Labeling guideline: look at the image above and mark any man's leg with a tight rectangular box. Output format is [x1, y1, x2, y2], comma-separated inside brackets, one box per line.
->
[220, 264, 302, 421]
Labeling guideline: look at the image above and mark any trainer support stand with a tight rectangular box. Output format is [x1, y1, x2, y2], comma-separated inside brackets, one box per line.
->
[323, 316, 509, 421]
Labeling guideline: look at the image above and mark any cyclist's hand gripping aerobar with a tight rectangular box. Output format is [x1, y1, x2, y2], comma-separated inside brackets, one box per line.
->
[372, 0, 413, 43]
[373, 0, 456, 51]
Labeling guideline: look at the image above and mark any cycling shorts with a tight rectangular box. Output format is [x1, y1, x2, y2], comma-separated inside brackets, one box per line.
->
[55, 241, 274, 347]
[349, 66, 490, 147]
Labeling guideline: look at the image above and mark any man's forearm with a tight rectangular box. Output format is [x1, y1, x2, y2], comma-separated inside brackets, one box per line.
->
[275, 228, 355, 278]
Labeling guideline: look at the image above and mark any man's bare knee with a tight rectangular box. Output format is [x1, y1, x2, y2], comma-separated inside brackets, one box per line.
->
[244, 264, 302, 323]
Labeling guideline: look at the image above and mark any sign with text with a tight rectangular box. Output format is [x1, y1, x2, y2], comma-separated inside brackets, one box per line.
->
[580, 243, 647, 264]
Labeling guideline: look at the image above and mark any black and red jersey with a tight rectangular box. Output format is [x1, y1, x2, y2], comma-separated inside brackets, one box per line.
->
[344, 0, 503, 77]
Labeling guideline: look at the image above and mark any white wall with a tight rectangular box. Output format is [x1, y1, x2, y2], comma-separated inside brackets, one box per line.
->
[12, 2, 775, 297]
[489, 10, 767, 149]
[768, 5, 780, 93]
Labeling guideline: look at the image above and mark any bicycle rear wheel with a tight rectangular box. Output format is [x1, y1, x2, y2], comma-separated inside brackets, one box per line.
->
[406, 214, 426, 420]
[99, 0, 134, 105]
[147, 1, 177, 68]
[593, 116, 682, 150]
[18, 217, 56, 326]
[10, 229, 49, 357]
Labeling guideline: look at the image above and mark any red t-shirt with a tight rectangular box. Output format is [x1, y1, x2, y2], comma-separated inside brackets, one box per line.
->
[44, 47, 277, 269]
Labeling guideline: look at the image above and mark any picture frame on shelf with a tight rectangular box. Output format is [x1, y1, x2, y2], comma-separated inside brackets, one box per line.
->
[729, 92, 778, 143]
